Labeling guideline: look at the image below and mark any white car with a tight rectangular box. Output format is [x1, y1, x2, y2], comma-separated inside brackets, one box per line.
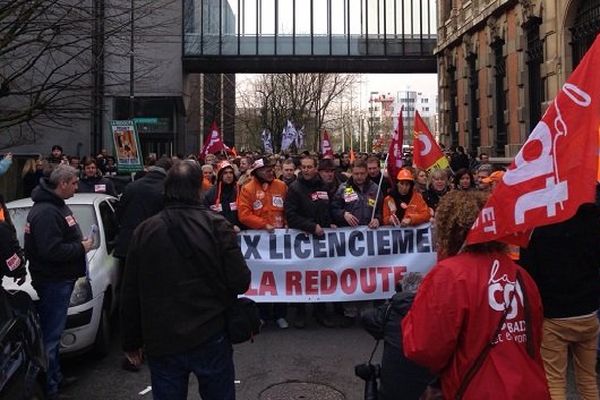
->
[2, 193, 120, 356]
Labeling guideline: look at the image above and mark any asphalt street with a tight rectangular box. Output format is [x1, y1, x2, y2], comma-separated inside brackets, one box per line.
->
[61, 313, 378, 400]
[59, 312, 600, 400]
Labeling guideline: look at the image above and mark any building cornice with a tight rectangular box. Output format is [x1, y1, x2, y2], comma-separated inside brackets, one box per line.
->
[435, 0, 519, 55]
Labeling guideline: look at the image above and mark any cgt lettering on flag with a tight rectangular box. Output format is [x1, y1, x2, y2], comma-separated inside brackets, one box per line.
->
[467, 34, 600, 246]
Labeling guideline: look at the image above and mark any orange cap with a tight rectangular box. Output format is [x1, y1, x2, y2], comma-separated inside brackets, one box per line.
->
[396, 169, 414, 182]
[481, 170, 504, 184]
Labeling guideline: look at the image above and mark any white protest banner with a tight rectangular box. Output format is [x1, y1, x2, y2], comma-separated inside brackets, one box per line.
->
[237, 225, 437, 302]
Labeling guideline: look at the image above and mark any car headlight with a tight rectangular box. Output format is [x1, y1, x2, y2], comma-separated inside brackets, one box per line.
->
[69, 278, 92, 307]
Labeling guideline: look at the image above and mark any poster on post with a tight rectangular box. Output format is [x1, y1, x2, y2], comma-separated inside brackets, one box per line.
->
[238, 224, 438, 303]
[110, 120, 143, 173]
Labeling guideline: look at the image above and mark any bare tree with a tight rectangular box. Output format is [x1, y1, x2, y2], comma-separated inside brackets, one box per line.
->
[0, 0, 177, 149]
[236, 73, 358, 153]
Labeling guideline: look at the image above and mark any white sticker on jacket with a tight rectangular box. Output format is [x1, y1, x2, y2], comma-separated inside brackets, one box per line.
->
[6, 253, 21, 271]
[65, 215, 77, 227]
[272, 196, 284, 208]
[311, 191, 329, 201]
[94, 184, 106, 193]
[230, 202, 238, 211]
[253, 200, 263, 210]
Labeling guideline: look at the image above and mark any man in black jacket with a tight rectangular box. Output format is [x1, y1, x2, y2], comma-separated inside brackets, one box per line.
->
[285, 155, 335, 328]
[25, 165, 93, 399]
[113, 157, 173, 260]
[114, 156, 173, 372]
[120, 161, 251, 400]
[519, 203, 600, 399]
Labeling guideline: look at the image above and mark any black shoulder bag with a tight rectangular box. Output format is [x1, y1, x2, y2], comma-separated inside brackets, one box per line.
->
[162, 212, 261, 344]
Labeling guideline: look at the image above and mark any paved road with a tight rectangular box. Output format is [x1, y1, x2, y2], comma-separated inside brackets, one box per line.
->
[61, 313, 377, 400]
[60, 312, 600, 400]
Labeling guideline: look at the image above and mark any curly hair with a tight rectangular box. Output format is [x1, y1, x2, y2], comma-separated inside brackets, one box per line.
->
[435, 190, 507, 259]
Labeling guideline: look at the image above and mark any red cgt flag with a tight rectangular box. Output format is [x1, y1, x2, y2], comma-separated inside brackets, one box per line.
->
[466, 34, 600, 246]
[200, 121, 227, 158]
[387, 106, 404, 180]
[321, 130, 334, 158]
[412, 111, 449, 172]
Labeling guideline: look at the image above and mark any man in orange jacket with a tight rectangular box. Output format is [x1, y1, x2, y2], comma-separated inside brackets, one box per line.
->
[237, 157, 287, 232]
[237, 157, 289, 328]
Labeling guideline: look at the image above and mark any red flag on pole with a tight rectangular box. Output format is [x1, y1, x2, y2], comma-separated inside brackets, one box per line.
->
[321, 130, 334, 158]
[200, 121, 227, 159]
[387, 106, 404, 180]
[466, 34, 600, 246]
[412, 111, 449, 171]
[349, 148, 356, 164]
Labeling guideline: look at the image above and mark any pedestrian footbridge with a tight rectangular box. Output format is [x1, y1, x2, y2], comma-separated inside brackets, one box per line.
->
[183, 0, 437, 73]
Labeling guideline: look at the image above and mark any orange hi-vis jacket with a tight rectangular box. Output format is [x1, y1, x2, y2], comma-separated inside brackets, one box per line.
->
[237, 177, 287, 229]
[382, 191, 430, 226]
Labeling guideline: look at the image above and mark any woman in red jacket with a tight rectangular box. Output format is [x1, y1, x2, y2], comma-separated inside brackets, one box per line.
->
[402, 190, 549, 400]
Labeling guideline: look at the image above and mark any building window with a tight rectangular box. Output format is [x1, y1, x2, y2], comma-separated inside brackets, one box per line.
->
[447, 65, 459, 148]
[570, 0, 600, 69]
[467, 53, 480, 150]
[492, 39, 507, 156]
[525, 16, 544, 135]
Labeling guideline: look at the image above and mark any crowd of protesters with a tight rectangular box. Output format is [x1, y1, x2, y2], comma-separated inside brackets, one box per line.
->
[3, 141, 600, 400]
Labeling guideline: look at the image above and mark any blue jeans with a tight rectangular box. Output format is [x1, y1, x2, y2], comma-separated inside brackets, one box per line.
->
[147, 333, 235, 400]
[33, 280, 75, 397]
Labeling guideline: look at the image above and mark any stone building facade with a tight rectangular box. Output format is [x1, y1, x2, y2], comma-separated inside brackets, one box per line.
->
[436, 0, 600, 157]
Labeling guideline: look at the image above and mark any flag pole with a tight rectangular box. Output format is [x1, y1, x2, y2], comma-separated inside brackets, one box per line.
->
[371, 150, 390, 222]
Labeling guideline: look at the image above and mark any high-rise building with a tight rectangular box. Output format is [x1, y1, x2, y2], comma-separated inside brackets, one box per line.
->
[395, 90, 438, 144]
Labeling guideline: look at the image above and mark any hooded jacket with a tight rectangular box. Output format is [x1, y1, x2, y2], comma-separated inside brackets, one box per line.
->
[25, 180, 86, 282]
[203, 166, 242, 228]
[285, 175, 332, 234]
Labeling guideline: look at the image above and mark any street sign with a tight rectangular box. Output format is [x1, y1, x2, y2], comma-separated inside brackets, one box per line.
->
[133, 117, 158, 124]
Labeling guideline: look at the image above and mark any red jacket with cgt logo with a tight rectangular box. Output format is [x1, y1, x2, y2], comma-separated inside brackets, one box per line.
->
[402, 252, 550, 400]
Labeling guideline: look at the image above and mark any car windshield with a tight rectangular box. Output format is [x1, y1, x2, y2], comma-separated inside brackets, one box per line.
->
[9, 204, 100, 250]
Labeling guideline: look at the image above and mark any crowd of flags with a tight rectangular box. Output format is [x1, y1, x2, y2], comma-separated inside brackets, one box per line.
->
[202, 110, 448, 172]
[199, 33, 600, 249]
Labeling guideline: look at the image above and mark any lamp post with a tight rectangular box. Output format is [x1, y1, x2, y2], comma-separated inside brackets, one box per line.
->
[129, 0, 135, 119]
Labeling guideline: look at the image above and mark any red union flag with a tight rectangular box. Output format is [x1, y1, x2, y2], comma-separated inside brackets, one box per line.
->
[412, 111, 449, 171]
[387, 107, 404, 179]
[321, 130, 334, 158]
[466, 34, 600, 246]
[200, 121, 227, 158]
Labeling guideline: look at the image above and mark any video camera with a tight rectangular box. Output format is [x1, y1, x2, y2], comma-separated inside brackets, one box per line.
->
[354, 362, 381, 400]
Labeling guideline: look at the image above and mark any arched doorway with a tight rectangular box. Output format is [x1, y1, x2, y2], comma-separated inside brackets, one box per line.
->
[570, 0, 600, 68]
